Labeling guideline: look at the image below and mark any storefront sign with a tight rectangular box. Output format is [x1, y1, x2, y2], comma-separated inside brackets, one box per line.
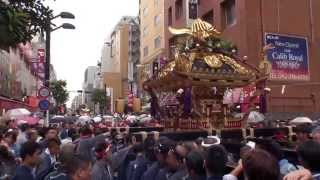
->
[265, 33, 309, 81]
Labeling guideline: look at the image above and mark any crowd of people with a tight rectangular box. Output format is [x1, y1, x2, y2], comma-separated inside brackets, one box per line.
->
[0, 120, 320, 180]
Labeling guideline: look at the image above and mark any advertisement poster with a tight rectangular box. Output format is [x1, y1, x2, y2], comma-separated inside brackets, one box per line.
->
[37, 49, 45, 80]
[265, 33, 309, 81]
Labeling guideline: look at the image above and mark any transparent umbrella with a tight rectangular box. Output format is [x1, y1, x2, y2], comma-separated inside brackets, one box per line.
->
[93, 116, 102, 123]
[5, 108, 31, 118]
[17, 116, 39, 125]
[247, 111, 265, 123]
[290, 117, 313, 125]
[77, 115, 91, 125]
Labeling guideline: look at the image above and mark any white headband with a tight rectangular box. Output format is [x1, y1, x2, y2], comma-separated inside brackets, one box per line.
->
[201, 136, 221, 148]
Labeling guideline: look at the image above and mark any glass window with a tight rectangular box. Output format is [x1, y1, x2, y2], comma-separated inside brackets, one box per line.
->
[154, 36, 161, 49]
[111, 39, 115, 57]
[168, 7, 173, 26]
[222, 0, 236, 27]
[175, 0, 183, 20]
[154, 0, 159, 6]
[143, 26, 148, 37]
[189, 0, 198, 19]
[143, 7, 148, 16]
[154, 15, 161, 26]
[143, 46, 149, 57]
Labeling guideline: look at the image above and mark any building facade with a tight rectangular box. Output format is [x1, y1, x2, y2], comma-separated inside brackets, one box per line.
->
[128, 17, 141, 97]
[140, 0, 320, 113]
[0, 35, 47, 113]
[195, 0, 320, 113]
[71, 94, 82, 113]
[82, 66, 99, 110]
[139, 0, 167, 77]
[101, 16, 140, 112]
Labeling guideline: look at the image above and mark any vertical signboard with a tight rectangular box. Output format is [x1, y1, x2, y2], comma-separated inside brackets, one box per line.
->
[187, 0, 198, 27]
[189, 0, 198, 19]
[265, 33, 309, 81]
[37, 49, 46, 80]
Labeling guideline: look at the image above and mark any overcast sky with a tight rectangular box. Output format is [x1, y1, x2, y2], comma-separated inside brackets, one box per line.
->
[47, 0, 139, 106]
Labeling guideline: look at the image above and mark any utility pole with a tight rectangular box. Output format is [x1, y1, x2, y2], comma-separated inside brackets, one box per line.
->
[44, 18, 51, 127]
[43, 12, 75, 126]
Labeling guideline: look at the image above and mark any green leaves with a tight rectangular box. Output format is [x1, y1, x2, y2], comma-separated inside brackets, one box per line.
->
[91, 89, 109, 113]
[0, 0, 54, 51]
[91, 89, 107, 106]
[50, 80, 69, 106]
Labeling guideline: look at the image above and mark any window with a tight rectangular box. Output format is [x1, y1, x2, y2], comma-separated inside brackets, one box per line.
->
[175, 0, 183, 20]
[222, 0, 236, 27]
[143, 26, 148, 37]
[154, 0, 159, 6]
[143, 7, 148, 16]
[189, 0, 198, 19]
[202, 10, 214, 25]
[110, 40, 115, 57]
[154, 15, 160, 26]
[168, 7, 173, 26]
[143, 46, 149, 57]
[154, 36, 161, 49]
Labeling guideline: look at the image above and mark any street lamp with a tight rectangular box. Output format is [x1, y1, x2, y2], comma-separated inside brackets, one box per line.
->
[52, 23, 76, 32]
[59, 12, 75, 19]
[44, 11, 75, 126]
[45, 12, 75, 88]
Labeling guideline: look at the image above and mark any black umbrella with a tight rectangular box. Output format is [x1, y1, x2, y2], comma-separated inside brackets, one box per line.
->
[65, 116, 78, 122]
[50, 115, 79, 124]
[49, 116, 65, 124]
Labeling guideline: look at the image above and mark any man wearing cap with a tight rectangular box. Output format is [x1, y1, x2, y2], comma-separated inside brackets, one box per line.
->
[201, 136, 221, 150]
